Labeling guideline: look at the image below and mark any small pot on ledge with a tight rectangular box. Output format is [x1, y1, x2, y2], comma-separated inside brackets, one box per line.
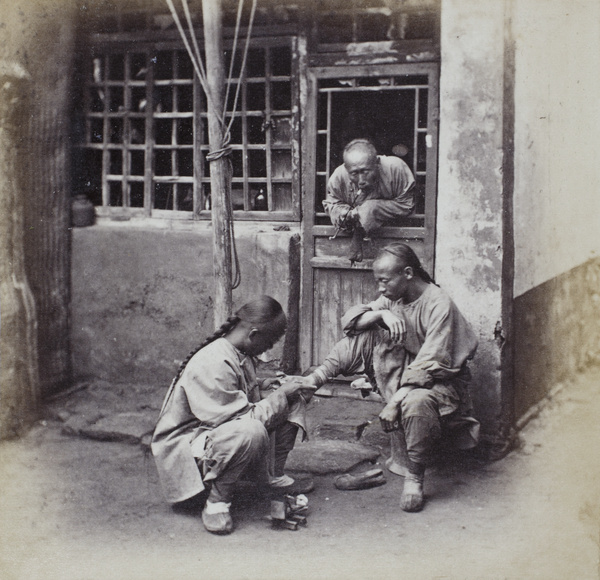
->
[71, 194, 95, 227]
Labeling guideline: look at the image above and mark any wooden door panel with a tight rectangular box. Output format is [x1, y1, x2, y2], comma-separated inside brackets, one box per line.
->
[311, 267, 378, 364]
[313, 234, 428, 265]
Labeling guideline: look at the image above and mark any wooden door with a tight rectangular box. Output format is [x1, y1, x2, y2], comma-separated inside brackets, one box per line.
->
[300, 63, 439, 370]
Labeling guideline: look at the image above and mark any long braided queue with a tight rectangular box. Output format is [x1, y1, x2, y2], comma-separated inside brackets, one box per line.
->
[156, 316, 240, 417]
[156, 296, 284, 418]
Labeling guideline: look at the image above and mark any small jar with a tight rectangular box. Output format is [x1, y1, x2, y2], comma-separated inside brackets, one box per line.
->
[71, 194, 95, 227]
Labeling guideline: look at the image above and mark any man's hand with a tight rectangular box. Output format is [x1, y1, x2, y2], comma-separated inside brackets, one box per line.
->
[380, 310, 406, 344]
[379, 402, 400, 432]
[278, 375, 318, 403]
[378, 386, 413, 432]
[340, 207, 359, 230]
[261, 377, 282, 389]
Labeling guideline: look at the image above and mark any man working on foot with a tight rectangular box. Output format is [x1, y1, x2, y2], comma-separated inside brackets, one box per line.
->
[323, 139, 415, 263]
[300, 243, 480, 512]
[152, 297, 315, 534]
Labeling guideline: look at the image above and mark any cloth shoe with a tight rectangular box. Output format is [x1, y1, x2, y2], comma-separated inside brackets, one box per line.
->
[269, 474, 315, 495]
[400, 472, 425, 512]
[202, 501, 233, 535]
[334, 468, 387, 491]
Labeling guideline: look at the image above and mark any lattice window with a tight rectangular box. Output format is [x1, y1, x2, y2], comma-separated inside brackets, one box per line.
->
[74, 37, 300, 220]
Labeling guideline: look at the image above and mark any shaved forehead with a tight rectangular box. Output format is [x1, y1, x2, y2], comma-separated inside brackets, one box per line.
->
[343, 141, 377, 165]
[373, 252, 404, 272]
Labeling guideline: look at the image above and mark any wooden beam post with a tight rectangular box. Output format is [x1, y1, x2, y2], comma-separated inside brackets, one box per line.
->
[202, 0, 233, 328]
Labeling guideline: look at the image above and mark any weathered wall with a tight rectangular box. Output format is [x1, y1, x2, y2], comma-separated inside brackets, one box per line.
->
[0, 63, 39, 438]
[512, 0, 600, 297]
[437, 0, 509, 439]
[0, 0, 76, 400]
[511, 0, 600, 416]
[71, 220, 300, 386]
[21, 1, 76, 397]
[0, 0, 76, 436]
[514, 257, 600, 419]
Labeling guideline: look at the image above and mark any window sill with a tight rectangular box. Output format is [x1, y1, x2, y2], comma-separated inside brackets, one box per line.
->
[92, 214, 301, 234]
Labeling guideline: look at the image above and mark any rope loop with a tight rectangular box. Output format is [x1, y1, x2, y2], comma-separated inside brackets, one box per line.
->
[206, 133, 233, 162]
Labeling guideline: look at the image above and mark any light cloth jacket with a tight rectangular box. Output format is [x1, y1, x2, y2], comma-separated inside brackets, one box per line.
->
[342, 283, 479, 416]
[151, 338, 290, 503]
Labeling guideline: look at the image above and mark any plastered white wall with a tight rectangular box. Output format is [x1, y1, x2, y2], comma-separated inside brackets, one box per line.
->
[437, 0, 507, 432]
[513, 0, 600, 297]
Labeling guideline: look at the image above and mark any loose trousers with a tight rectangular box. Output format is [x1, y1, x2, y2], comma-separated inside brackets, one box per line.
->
[314, 329, 478, 467]
[196, 416, 298, 502]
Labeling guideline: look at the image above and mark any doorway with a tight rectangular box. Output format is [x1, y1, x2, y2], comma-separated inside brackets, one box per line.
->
[300, 63, 439, 370]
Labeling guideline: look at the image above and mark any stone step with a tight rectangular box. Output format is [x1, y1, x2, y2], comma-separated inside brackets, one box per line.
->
[307, 385, 389, 449]
[285, 439, 381, 475]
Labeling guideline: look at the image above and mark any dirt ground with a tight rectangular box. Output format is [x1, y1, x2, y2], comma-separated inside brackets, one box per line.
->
[1, 369, 599, 580]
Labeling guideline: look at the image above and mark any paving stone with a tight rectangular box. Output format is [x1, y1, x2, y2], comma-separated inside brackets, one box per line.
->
[316, 419, 363, 441]
[78, 412, 156, 444]
[359, 423, 391, 449]
[285, 440, 380, 474]
[305, 395, 382, 439]
[61, 412, 105, 436]
[309, 414, 391, 450]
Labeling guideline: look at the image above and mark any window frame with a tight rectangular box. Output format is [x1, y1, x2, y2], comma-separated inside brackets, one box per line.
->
[75, 35, 302, 222]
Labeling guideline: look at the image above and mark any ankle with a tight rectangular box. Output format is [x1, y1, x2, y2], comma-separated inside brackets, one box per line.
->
[207, 485, 233, 505]
[407, 460, 426, 479]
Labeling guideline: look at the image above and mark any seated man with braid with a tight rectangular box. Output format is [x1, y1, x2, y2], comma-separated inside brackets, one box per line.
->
[301, 243, 480, 512]
[152, 296, 316, 535]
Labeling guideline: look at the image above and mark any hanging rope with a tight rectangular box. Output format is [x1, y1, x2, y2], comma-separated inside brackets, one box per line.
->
[165, 0, 220, 124]
[224, 0, 258, 137]
[223, 0, 245, 122]
[164, 0, 257, 290]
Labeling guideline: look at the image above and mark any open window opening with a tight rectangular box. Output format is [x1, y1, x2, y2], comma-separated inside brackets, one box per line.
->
[314, 74, 433, 229]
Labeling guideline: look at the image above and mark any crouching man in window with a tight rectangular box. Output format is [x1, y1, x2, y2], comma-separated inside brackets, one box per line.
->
[323, 139, 415, 264]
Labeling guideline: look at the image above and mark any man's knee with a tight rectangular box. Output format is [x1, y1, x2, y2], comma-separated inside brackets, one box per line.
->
[401, 389, 438, 418]
[318, 331, 377, 379]
[237, 418, 269, 452]
[210, 417, 269, 457]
